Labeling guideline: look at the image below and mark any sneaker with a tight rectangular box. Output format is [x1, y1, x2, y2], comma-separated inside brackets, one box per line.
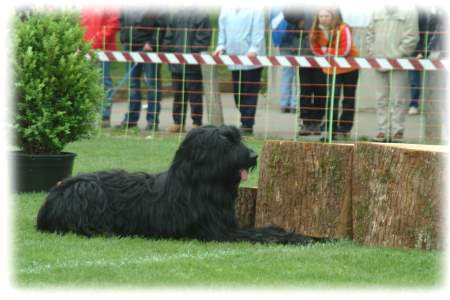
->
[281, 107, 291, 113]
[372, 132, 387, 142]
[391, 131, 404, 143]
[298, 124, 312, 136]
[408, 106, 419, 115]
[309, 124, 322, 135]
[114, 121, 137, 129]
[290, 107, 297, 114]
[167, 124, 185, 133]
[320, 135, 336, 142]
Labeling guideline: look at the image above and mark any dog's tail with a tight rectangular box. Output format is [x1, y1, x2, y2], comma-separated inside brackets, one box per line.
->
[227, 226, 331, 245]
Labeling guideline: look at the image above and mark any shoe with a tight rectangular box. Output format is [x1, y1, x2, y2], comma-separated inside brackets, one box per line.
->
[290, 108, 297, 114]
[372, 132, 387, 142]
[408, 106, 419, 115]
[391, 131, 404, 143]
[298, 124, 312, 136]
[101, 118, 111, 128]
[145, 123, 159, 131]
[309, 124, 322, 135]
[114, 121, 137, 129]
[239, 126, 253, 136]
[336, 126, 350, 139]
[281, 107, 291, 113]
[167, 124, 185, 133]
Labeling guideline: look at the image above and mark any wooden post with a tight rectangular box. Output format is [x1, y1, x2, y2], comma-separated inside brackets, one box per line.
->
[254, 141, 354, 239]
[352, 143, 446, 250]
[201, 61, 224, 126]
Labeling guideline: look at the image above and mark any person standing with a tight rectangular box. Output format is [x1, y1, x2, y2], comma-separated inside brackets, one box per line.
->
[309, 8, 359, 140]
[366, 6, 419, 142]
[213, 7, 265, 135]
[283, 7, 326, 136]
[80, 7, 120, 128]
[163, 8, 211, 133]
[407, 6, 438, 115]
[117, 9, 167, 131]
[270, 7, 298, 113]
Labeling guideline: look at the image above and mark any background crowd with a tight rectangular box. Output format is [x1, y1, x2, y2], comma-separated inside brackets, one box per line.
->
[70, 5, 447, 142]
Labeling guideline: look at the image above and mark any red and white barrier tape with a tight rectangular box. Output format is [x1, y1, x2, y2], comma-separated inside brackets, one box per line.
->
[92, 50, 449, 71]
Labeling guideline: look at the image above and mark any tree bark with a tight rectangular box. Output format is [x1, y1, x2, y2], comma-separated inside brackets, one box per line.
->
[235, 187, 258, 228]
[254, 141, 354, 239]
[352, 143, 446, 250]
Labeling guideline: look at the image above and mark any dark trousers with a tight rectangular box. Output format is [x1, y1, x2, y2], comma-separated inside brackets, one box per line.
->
[298, 67, 328, 125]
[231, 68, 263, 129]
[324, 69, 359, 133]
[171, 72, 203, 126]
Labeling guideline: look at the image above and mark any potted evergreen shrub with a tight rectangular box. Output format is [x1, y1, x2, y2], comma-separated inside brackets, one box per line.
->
[12, 11, 104, 193]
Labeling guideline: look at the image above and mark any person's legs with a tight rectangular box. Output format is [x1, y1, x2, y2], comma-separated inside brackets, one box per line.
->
[390, 71, 409, 138]
[101, 61, 113, 122]
[373, 70, 390, 138]
[126, 63, 143, 125]
[408, 70, 421, 108]
[339, 70, 359, 133]
[311, 68, 328, 127]
[298, 67, 314, 125]
[280, 67, 295, 111]
[145, 63, 162, 128]
[187, 72, 204, 126]
[171, 72, 184, 125]
[238, 68, 262, 130]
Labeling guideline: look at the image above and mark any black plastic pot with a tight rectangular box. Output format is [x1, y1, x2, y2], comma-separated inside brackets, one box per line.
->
[12, 151, 76, 193]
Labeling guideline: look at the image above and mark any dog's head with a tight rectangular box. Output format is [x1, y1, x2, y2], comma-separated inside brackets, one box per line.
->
[170, 125, 257, 184]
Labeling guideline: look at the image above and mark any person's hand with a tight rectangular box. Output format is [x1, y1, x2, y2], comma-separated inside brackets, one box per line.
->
[143, 42, 152, 51]
[213, 49, 224, 56]
[416, 53, 423, 59]
[246, 51, 257, 58]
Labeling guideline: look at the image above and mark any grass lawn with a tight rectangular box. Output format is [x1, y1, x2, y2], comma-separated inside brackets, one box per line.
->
[12, 133, 443, 288]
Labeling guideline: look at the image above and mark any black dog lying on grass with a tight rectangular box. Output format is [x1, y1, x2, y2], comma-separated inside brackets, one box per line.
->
[37, 125, 319, 245]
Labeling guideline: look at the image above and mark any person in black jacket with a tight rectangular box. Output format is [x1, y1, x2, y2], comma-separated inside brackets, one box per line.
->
[117, 8, 167, 131]
[163, 8, 211, 133]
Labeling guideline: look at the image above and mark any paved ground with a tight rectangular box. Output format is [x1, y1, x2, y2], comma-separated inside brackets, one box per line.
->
[107, 92, 426, 143]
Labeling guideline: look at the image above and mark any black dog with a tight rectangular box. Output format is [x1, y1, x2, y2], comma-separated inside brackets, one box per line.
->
[37, 125, 318, 245]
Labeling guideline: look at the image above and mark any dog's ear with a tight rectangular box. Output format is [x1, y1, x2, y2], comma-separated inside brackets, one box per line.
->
[219, 125, 241, 144]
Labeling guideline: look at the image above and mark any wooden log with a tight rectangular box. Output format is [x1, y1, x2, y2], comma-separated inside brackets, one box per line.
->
[235, 187, 258, 228]
[254, 141, 354, 239]
[352, 143, 446, 250]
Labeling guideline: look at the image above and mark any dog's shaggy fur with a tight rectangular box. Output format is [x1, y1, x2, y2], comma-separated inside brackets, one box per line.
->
[37, 125, 317, 244]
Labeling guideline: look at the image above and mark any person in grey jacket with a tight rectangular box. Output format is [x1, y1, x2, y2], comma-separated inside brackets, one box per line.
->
[366, 6, 419, 143]
[117, 9, 167, 131]
[163, 8, 211, 133]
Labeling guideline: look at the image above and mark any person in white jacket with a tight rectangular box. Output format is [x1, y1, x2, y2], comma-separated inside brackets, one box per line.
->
[366, 6, 419, 143]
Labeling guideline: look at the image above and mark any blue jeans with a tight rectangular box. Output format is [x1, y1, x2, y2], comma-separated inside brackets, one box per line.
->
[280, 66, 296, 109]
[408, 70, 421, 108]
[124, 62, 162, 125]
[279, 48, 296, 109]
[100, 61, 113, 119]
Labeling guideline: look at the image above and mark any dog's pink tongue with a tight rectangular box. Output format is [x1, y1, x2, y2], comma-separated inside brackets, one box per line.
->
[240, 169, 249, 181]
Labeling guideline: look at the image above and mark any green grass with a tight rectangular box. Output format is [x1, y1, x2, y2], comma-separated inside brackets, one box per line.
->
[13, 134, 443, 288]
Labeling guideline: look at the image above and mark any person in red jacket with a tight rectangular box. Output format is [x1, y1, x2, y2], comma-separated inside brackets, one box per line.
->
[80, 8, 119, 128]
[310, 8, 359, 141]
